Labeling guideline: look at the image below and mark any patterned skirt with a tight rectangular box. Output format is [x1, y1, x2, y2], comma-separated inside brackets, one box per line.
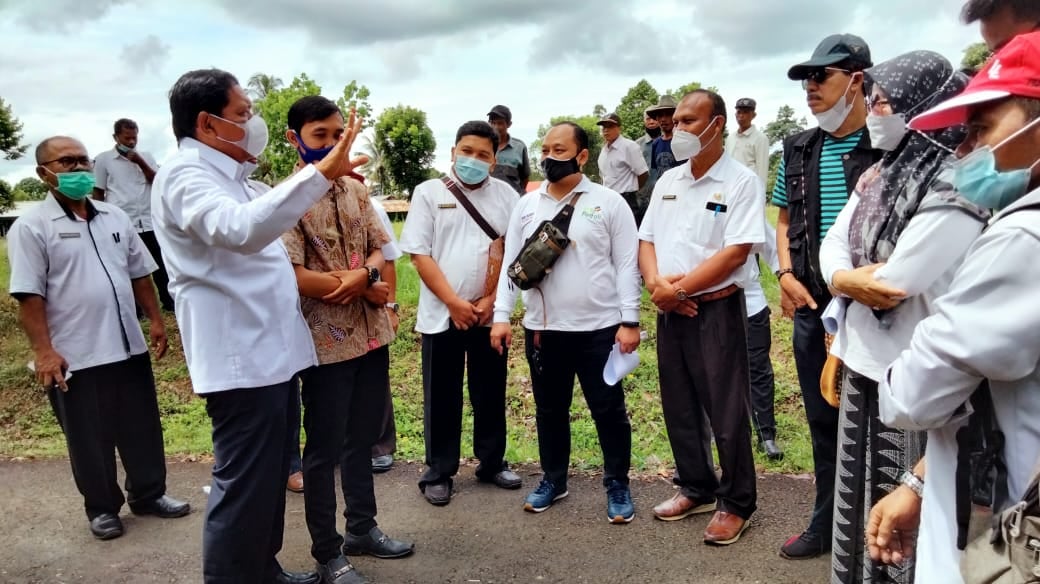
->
[831, 369, 926, 584]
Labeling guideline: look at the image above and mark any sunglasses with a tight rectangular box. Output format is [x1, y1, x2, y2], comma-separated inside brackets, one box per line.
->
[801, 67, 852, 90]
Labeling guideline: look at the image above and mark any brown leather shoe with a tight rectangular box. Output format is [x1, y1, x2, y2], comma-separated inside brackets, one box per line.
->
[287, 471, 304, 493]
[652, 492, 717, 521]
[703, 511, 749, 546]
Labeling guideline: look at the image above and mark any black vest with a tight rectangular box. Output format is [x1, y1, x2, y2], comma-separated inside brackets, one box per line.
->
[780, 127, 880, 298]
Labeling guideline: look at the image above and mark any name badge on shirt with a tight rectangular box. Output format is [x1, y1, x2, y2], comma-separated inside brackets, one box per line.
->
[705, 202, 728, 214]
[662, 194, 677, 201]
[58, 232, 81, 239]
[437, 203, 457, 209]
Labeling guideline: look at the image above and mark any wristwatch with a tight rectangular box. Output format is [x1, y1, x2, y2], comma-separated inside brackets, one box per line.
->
[385, 302, 399, 314]
[365, 265, 380, 287]
[620, 321, 640, 328]
[900, 470, 924, 498]
[775, 268, 795, 280]
[675, 287, 688, 302]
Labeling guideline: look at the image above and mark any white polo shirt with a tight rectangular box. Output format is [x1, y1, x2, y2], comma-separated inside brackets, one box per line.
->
[744, 218, 779, 316]
[7, 195, 156, 371]
[370, 197, 402, 261]
[725, 125, 770, 185]
[597, 135, 649, 193]
[400, 172, 517, 334]
[152, 138, 331, 394]
[93, 148, 159, 233]
[493, 175, 641, 331]
[640, 154, 765, 294]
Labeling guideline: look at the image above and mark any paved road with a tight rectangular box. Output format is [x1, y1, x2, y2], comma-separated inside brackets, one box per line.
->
[0, 460, 829, 583]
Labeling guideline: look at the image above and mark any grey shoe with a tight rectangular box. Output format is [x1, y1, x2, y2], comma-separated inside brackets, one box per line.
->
[761, 439, 784, 461]
[315, 555, 365, 584]
[343, 526, 415, 559]
[423, 481, 451, 506]
[371, 454, 393, 473]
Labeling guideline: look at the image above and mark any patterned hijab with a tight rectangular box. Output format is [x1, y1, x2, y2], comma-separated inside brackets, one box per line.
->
[848, 50, 982, 267]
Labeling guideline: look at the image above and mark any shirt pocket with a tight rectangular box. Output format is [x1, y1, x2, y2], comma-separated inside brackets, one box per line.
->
[683, 205, 726, 248]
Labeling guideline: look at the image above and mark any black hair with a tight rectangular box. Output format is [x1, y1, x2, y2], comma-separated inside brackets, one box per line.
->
[287, 96, 342, 135]
[113, 118, 138, 135]
[1012, 96, 1040, 120]
[168, 68, 240, 142]
[551, 121, 590, 152]
[682, 89, 728, 128]
[35, 136, 77, 164]
[962, 0, 1040, 23]
[455, 120, 499, 152]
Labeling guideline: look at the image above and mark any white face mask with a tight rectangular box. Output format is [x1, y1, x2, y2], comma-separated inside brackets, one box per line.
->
[670, 117, 721, 161]
[212, 114, 270, 158]
[866, 113, 909, 151]
[814, 76, 857, 134]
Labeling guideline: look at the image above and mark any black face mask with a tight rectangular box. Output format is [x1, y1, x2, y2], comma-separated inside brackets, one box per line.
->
[646, 126, 662, 139]
[541, 156, 581, 183]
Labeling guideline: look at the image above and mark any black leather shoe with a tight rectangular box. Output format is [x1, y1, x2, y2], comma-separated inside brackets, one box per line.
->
[130, 494, 191, 518]
[371, 454, 393, 473]
[480, 469, 522, 490]
[761, 440, 785, 461]
[423, 481, 451, 506]
[343, 526, 415, 559]
[270, 569, 322, 584]
[89, 513, 124, 540]
[315, 556, 365, 584]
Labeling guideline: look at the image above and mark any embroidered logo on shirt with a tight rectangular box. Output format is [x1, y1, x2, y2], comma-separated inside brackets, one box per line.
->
[581, 206, 603, 221]
[520, 212, 535, 226]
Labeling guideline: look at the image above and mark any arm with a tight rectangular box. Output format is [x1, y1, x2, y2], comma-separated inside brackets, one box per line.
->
[610, 194, 642, 325]
[131, 276, 167, 359]
[879, 229, 1040, 430]
[519, 144, 531, 185]
[820, 193, 858, 286]
[17, 296, 69, 390]
[128, 151, 157, 183]
[629, 141, 650, 189]
[755, 134, 770, 185]
[867, 457, 926, 566]
[92, 156, 109, 201]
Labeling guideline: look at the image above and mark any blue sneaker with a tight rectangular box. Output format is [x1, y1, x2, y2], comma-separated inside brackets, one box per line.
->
[523, 479, 568, 513]
[606, 480, 635, 524]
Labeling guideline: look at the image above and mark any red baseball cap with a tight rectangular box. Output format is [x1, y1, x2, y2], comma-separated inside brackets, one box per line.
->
[909, 31, 1040, 131]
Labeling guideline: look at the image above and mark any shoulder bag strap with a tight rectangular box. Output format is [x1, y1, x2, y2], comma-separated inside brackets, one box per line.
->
[441, 176, 499, 240]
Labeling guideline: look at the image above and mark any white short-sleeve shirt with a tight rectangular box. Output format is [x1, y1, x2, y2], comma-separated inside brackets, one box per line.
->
[598, 136, 649, 193]
[640, 154, 766, 294]
[93, 148, 159, 233]
[369, 197, 402, 261]
[400, 172, 517, 334]
[7, 195, 157, 371]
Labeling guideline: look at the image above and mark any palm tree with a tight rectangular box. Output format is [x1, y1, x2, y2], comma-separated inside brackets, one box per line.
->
[246, 73, 283, 99]
[355, 133, 388, 193]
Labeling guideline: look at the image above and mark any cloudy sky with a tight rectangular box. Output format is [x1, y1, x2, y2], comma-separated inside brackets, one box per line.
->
[0, 0, 979, 184]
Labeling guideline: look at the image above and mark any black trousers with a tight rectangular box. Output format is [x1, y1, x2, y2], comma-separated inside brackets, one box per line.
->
[793, 302, 839, 538]
[301, 348, 389, 562]
[619, 191, 644, 227]
[138, 230, 174, 311]
[203, 379, 297, 584]
[420, 325, 508, 487]
[526, 326, 631, 489]
[657, 292, 757, 519]
[372, 377, 397, 458]
[747, 306, 778, 442]
[49, 352, 167, 520]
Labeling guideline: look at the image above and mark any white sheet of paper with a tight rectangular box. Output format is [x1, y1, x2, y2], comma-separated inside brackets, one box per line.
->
[603, 342, 640, 386]
[821, 297, 848, 335]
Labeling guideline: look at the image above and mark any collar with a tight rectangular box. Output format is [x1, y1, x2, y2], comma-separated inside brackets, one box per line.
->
[499, 136, 515, 151]
[678, 154, 728, 184]
[737, 125, 756, 137]
[46, 192, 103, 222]
[182, 137, 246, 181]
[537, 175, 591, 201]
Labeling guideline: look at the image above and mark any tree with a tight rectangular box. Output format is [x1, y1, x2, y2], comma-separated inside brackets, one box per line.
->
[763, 105, 808, 195]
[666, 82, 703, 100]
[373, 105, 436, 198]
[246, 73, 283, 99]
[962, 42, 992, 74]
[529, 114, 604, 183]
[335, 80, 374, 129]
[0, 179, 14, 213]
[253, 73, 323, 183]
[614, 80, 659, 140]
[592, 103, 607, 117]
[13, 177, 47, 201]
[0, 97, 28, 161]
[354, 133, 386, 189]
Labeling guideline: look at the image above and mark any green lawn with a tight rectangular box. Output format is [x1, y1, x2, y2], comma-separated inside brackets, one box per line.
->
[0, 210, 815, 474]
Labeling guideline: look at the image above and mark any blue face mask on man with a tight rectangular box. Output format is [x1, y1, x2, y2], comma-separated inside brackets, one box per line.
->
[294, 132, 335, 164]
[953, 116, 1040, 210]
[454, 155, 491, 185]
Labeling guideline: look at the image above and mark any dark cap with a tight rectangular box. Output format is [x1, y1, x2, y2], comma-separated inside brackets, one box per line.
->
[788, 34, 872, 80]
[645, 95, 678, 115]
[487, 105, 512, 122]
[735, 98, 757, 110]
[596, 112, 622, 126]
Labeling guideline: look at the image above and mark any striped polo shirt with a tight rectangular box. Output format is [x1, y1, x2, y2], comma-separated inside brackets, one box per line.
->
[771, 129, 864, 241]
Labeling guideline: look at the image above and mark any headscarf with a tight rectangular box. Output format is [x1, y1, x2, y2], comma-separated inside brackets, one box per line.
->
[848, 50, 987, 267]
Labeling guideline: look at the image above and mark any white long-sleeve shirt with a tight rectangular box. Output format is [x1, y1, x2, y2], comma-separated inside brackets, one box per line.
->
[151, 138, 331, 394]
[493, 176, 640, 331]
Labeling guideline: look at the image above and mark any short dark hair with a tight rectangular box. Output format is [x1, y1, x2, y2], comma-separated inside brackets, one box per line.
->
[552, 121, 590, 152]
[35, 136, 77, 164]
[287, 96, 342, 135]
[168, 68, 240, 142]
[114, 118, 138, 135]
[682, 89, 728, 128]
[1012, 96, 1040, 121]
[962, 0, 1040, 23]
[455, 120, 499, 152]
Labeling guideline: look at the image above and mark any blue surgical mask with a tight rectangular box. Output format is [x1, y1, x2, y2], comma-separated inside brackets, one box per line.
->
[454, 156, 491, 185]
[954, 117, 1040, 210]
[294, 131, 334, 164]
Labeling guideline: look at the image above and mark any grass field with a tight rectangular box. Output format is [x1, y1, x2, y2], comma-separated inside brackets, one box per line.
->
[0, 208, 815, 474]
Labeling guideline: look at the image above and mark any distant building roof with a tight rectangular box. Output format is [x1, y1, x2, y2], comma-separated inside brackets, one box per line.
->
[0, 200, 44, 219]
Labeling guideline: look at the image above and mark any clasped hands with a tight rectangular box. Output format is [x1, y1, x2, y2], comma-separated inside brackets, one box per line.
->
[649, 274, 698, 317]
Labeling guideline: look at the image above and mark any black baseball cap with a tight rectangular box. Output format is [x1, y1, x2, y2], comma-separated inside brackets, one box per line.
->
[788, 34, 873, 80]
[735, 98, 756, 110]
[596, 113, 622, 126]
[487, 105, 512, 123]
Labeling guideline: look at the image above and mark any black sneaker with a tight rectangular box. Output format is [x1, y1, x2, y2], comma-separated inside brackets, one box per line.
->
[779, 530, 830, 560]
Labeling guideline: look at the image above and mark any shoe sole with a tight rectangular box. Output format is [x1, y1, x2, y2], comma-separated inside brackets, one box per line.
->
[129, 507, 191, 519]
[91, 529, 124, 541]
[608, 512, 635, 524]
[372, 466, 393, 474]
[653, 501, 717, 521]
[476, 477, 523, 490]
[779, 548, 829, 560]
[425, 495, 451, 506]
[766, 453, 785, 462]
[523, 491, 568, 513]
[343, 545, 415, 559]
[704, 519, 750, 546]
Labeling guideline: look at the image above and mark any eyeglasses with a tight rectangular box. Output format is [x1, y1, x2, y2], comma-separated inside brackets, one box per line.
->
[869, 95, 892, 113]
[801, 67, 852, 89]
[40, 156, 92, 169]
